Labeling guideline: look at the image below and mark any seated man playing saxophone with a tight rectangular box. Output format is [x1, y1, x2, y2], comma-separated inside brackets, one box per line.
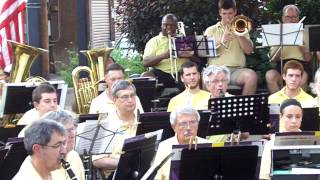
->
[204, 0, 256, 95]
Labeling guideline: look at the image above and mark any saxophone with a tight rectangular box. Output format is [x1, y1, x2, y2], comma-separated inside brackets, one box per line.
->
[61, 158, 78, 180]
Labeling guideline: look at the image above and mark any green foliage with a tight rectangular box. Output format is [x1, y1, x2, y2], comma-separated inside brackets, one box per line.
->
[57, 48, 79, 87]
[111, 49, 145, 76]
[116, 0, 320, 87]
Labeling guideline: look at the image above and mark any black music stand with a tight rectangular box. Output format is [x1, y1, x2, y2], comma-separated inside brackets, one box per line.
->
[174, 35, 217, 58]
[207, 93, 269, 135]
[0, 125, 25, 144]
[113, 131, 161, 180]
[170, 145, 259, 180]
[305, 25, 320, 52]
[0, 81, 67, 117]
[136, 110, 211, 142]
[78, 113, 99, 123]
[269, 107, 320, 132]
[0, 137, 27, 180]
[131, 77, 157, 112]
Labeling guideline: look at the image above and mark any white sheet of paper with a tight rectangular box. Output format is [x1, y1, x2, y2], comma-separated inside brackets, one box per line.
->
[261, 23, 304, 46]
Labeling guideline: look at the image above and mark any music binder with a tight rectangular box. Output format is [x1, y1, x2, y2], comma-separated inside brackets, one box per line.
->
[207, 93, 269, 136]
[170, 144, 259, 180]
[0, 138, 27, 180]
[112, 130, 163, 180]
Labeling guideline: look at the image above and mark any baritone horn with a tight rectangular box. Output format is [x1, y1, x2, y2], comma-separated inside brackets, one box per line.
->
[72, 66, 98, 114]
[80, 47, 113, 83]
[7, 40, 48, 83]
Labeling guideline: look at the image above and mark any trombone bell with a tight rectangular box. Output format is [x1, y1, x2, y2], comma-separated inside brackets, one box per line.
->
[231, 15, 252, 36]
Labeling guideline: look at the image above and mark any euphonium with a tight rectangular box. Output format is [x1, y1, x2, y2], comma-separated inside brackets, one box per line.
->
[80, 47, 113, 83]
[230, 15, 252, 36]
[7, 40, 48, 83]
[72, 66, 98, 114]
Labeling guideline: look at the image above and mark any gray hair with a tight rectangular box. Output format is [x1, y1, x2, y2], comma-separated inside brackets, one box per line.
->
[202, 65, 230, 83]
[111, 80, 136, 98]
[310, 67, 320, 95]
[24, 119, 66, 155]
[282, 4, 300, 16]
[169, 106, 200, 125]
[43, 110, 78, 126]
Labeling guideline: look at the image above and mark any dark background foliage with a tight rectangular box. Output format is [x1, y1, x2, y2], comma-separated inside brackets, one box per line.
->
[116, 0, 320, 87]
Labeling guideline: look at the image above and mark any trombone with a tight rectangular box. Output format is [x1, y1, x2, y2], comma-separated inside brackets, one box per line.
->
[219, 15, 252, 49]
[168, 21, 186, 82]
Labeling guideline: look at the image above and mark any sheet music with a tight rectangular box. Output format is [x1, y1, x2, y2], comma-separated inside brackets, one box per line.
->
[261, 23, 304, 46]
[75, 119, 124, 155]
[274, 132, 320, 146]
[195, 35, 216, 57]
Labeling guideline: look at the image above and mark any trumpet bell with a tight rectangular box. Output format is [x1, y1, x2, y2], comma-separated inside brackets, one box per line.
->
[231, 15, 252, 36]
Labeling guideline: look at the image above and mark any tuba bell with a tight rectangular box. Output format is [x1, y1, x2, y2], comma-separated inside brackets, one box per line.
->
[72, 66, 98, 114]
[7, 40, 48, 83]
[230, 15, 252, 36]
[80, 47, 113, 83]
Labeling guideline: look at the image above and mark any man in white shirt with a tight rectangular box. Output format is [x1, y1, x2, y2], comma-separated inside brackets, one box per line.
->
[13, 119, 67, 180]
[89, 63, 144, 114]
[153, 106, 210, 180]
[18, 83, 58, 125]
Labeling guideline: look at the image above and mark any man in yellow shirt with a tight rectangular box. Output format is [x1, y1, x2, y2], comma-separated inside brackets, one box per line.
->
[142, 13, 190, 88]
[204, 0, 256, 95]
[268, 60, 314, 107]
[266, 4, 312, 93]
[167, 61, 210, 112]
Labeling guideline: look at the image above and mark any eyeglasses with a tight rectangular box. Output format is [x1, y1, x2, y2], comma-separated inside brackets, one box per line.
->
[117, 93, 136, 101]
[41, 141, 66, 149]
[284, 16, 298, 20]
[177, 120, 199, 128]
[208, 79, 228, 84]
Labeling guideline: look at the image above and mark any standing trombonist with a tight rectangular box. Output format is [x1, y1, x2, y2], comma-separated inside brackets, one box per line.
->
[204, 0, 257, 95]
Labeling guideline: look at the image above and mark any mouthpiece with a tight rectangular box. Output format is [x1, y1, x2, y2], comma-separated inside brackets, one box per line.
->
[219, 91, 225, 97]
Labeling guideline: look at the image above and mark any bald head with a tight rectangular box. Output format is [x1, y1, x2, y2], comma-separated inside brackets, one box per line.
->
[161, 13, 178, 37]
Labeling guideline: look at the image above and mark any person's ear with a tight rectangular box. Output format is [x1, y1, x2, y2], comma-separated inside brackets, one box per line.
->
[33, 101, 39, 109]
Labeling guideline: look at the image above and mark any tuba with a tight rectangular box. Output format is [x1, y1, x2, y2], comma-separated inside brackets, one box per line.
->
[72, 66, 98, 114]
[80, 47, 113, 83]
[7, 40, 48, 83]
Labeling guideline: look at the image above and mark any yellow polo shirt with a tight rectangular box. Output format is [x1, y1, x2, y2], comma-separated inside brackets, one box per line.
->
[204, 22, 252, 67]
[269, 46, 304, 62]
[268, 87, 315, 132]
[268, 87, 314, 107]
[167, 89, 211, 112]
[143, 34, 186, 73]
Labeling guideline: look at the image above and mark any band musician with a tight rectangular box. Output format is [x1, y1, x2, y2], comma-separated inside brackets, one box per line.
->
[152, 106, 210, 180]
[266, 4, 312, 93]
[13, 119, 67, 180]
[17, 83, 59, 125]
[142, 13, 193, 89]
[167, 61, 210, 112]
[92, 80, 139, 179]
[89, 63, 143, 114]
[204, 0, 257, 95]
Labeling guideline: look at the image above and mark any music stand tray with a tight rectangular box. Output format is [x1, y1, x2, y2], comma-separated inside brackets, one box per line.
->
[0, 81, 67, 117]
[0, 125, 25, 144]
[208, 93, 269, 135]
[113, 130, 162, 180]
[170, 145, 259, 180]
